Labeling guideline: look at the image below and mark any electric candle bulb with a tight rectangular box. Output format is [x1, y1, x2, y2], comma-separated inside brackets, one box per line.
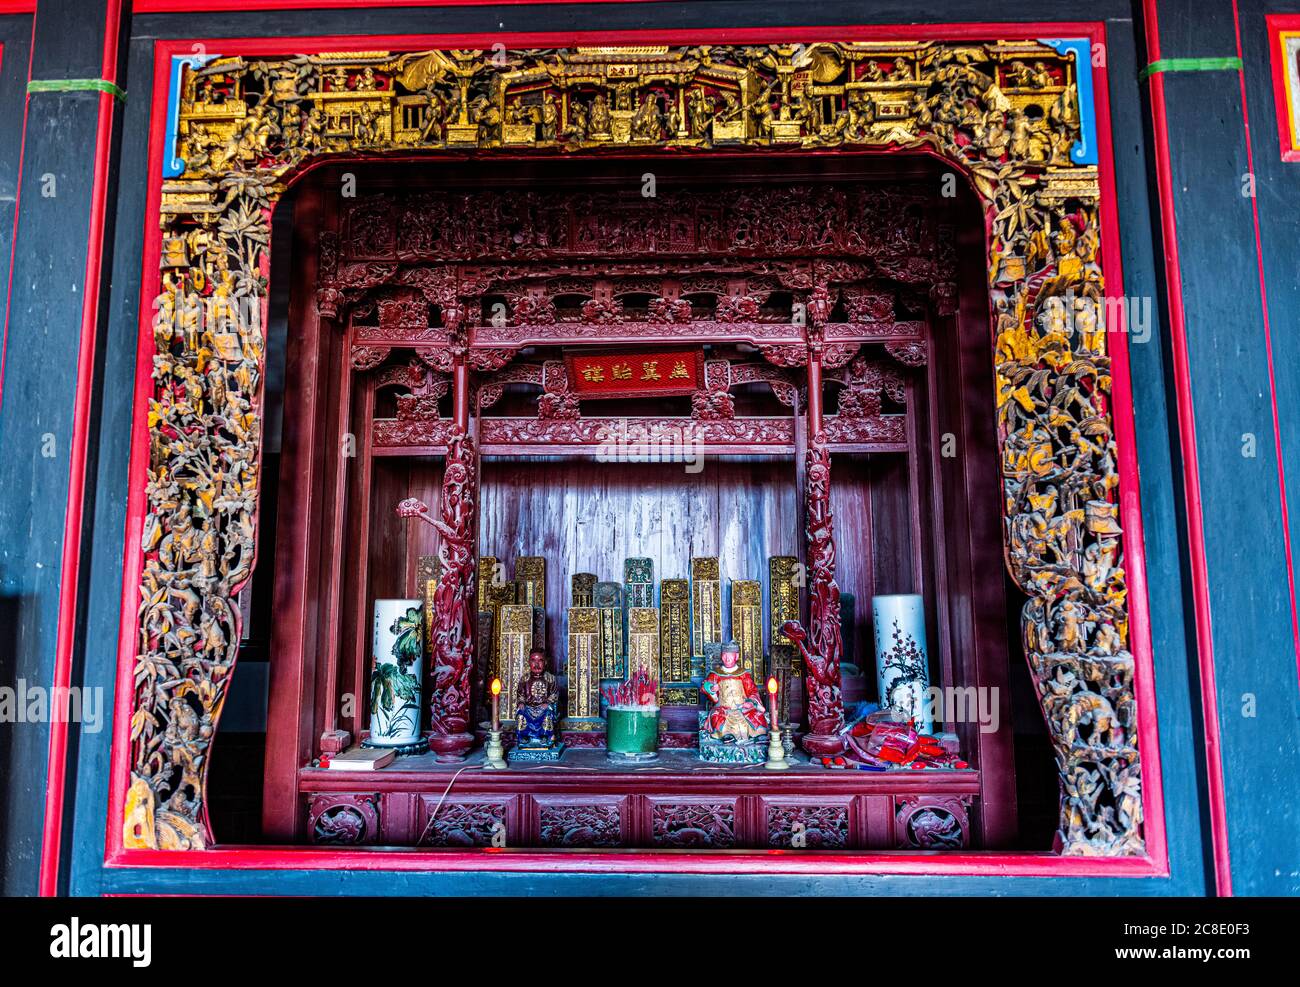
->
[764, 675, 787, 769]
[490, 678, 502, 733]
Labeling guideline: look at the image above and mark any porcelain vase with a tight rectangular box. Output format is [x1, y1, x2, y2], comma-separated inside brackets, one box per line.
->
[871, 594, 933, 734]
[366, 598, 425, 749]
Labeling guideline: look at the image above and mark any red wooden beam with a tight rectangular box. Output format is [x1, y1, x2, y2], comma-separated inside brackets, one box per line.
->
[134, 0, 659, 11]
[38, 0, 124, 899]
[1244, 10, 1300, 687]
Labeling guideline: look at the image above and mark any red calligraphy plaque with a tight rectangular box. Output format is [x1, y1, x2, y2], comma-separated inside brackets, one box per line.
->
[564, 348, 704, 400]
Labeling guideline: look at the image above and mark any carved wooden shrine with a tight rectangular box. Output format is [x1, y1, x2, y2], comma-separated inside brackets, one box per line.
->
[125, 41, 1143, 859]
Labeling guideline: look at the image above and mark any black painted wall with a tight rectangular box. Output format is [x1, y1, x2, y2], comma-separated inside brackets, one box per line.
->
[0, 0, 128, 896]
[0, 7, 36, 896]
[1147, 0, 1300, 895]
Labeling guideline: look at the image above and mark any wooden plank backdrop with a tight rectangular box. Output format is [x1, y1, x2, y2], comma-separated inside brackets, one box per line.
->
[478, 456, 800, 662]
[474, 453, 914, 676]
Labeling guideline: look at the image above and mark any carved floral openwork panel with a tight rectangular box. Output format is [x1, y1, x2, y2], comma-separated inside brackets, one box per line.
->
[342, 179, 935, 455]
[127, 40, 1142, 859]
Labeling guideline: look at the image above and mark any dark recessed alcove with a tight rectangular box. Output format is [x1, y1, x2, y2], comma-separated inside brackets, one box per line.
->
[206, 154, 1058, 852]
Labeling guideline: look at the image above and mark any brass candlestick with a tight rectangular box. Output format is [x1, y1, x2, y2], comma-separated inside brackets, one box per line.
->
[765, 676, 789, 770]
[484, 729, 507, 770]
[485, 677, 507, 769]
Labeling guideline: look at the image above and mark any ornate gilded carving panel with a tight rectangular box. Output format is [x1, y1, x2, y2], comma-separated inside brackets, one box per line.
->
[131, 40, 1141, 857]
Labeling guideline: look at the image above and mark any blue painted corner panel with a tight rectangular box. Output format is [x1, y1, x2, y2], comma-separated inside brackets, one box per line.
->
[1040, 37, 1100, 164]
[164, 54, 217, 178]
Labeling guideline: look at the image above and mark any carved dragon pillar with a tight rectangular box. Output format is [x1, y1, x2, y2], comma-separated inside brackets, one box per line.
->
[793, 289, 846, 756]
[396, 317, 478, 761]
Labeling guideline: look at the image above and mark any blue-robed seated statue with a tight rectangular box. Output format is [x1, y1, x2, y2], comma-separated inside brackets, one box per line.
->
[509, 649, 566, 762]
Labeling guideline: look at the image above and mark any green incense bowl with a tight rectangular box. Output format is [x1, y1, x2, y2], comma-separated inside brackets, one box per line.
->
[606, 706, 659, 761]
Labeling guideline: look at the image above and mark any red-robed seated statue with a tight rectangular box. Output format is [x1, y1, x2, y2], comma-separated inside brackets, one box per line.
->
[699, 642, 769, 762]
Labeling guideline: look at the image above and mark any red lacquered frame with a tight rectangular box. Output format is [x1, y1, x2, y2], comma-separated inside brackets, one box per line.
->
[1253, 17, 1300, 684]
[1266, 13, 1300, 162]
[101, 19, 1170, 881]
[134, 0, 662, 10]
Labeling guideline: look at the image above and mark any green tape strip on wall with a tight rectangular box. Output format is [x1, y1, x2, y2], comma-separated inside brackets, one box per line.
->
[27, 78, 126, 101]
[1139, 57, 1243, 81]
